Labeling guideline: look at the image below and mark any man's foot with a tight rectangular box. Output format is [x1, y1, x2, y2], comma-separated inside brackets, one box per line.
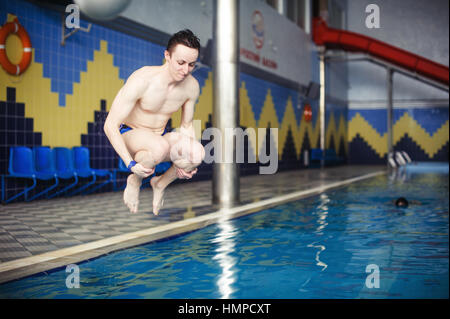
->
[150, 176, 165, 215]
[123, 174, 141, 213]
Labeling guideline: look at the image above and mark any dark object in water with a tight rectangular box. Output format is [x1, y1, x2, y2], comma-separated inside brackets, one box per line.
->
[395, 197, 409, 208]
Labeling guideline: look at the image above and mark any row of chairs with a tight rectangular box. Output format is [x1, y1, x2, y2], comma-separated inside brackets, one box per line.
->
[1, 146, 171, 204]
[2, 146, 113, 204]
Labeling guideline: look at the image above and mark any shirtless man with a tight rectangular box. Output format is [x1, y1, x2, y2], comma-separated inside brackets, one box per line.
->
[104, 29, 205, 215]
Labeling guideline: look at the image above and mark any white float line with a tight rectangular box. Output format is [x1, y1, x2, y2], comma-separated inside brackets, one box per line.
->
[0, 170, 385, 284]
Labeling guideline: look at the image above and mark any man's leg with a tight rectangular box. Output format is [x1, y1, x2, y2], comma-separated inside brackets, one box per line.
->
[150, 133, 205, 215]
[121, 129, 170, 213]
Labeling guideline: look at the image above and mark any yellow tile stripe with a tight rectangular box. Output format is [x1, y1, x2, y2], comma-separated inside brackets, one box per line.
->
[349, 112, 449, 158]
[394, 112, 449, 158]
[326, 112, 348, 155]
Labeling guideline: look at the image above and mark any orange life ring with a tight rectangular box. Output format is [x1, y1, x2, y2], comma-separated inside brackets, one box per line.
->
[304, 104, 312, 122]
[0, 18, 32, 75]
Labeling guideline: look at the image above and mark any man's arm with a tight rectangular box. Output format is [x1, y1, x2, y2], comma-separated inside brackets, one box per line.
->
[104, 69, 153, 177]
[174, 79, 200, 179]
[179, 79, 200, 140]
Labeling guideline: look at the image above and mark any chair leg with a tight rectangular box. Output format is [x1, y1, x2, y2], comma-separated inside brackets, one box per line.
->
[48, 175, 79, 199]
[84, 172, 113, 195]
[68, 174, 96, 196]
[27, 176, 59, 201]
[112, 171, 117, 191]
[1, 175, 4, 203]
[5, 177, 37, 204]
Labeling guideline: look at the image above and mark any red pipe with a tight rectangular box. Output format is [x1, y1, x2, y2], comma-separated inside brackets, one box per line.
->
[312, 18, 449, 85]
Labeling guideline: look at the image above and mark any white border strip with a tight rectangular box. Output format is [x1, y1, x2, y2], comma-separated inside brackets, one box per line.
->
[349, 99, 449, 109]
[0, 170, 385, 284]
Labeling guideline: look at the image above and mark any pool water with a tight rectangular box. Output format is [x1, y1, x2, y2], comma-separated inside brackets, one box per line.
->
[0, 170, 448, 298]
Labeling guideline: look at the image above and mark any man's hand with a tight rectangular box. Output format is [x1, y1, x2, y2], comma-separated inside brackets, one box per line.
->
[131, 163, 154, 178]
[175, 167, 198, 179]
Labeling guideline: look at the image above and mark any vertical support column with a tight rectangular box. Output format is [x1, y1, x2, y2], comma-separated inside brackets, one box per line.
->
[319, 50, 326, 167]
[387, 68, 394, 166]
[304, 0, 312, 34]
[276, 0, 285, 16]
[212, 0, 240, 208]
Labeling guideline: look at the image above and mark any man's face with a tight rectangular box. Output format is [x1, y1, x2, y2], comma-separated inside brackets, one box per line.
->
[165, 44, 199, 81]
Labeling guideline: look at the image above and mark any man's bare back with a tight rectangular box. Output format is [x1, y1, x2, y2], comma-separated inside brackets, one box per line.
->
[104, 31, 205, 215]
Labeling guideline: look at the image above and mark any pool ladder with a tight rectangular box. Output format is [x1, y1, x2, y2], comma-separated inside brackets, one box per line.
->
[388, 151, 412, 169]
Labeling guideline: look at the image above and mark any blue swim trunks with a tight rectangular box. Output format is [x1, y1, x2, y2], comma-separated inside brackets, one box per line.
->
[119, 124, 133, 134]
[119, 124, 171, 174]
[119, 124, 167, 135]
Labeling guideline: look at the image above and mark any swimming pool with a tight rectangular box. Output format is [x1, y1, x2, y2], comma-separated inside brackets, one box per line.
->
[0, 167, 448, 298]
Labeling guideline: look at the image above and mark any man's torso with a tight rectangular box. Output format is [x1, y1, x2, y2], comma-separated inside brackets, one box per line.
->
[124, 66, 195, 134]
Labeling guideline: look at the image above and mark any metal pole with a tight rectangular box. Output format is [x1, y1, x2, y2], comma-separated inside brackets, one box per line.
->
[387, 68, 394, 166]
[304, 0, 312, 34]
[212, 0, 240, 208]
[319, 50, 326, 167]
[276, 0, 285, 16]
[325, 52, 449, 92]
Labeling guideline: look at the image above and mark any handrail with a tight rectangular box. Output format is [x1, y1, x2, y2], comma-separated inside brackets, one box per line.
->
[313, 17, 449, 88]
[324, 52, 449, 92]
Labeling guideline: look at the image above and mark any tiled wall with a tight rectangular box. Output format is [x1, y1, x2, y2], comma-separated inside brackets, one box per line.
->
[0, 0, 346, 203]
[0, 87, 42, 171]
[348, 108, 449, 164]
[326, 101, 348, 159]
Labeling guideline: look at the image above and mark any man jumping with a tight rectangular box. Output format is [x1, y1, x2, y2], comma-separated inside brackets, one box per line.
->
[104, 29, 205, 215]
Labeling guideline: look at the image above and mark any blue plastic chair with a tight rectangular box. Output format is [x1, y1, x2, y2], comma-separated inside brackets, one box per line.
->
[311, 149, 323, 161]
[34, 147, 55, 174]
[34, 147, 79, 198]
[71, 147, 112, 195]
[3, 147, 58, 203]
[53, 147, 93, 196]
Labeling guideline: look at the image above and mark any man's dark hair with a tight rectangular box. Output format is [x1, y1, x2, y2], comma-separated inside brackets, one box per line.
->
[166, 29, 200, 54]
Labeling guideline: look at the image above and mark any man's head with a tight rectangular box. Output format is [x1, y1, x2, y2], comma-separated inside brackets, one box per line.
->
[164, 29, 200, 81]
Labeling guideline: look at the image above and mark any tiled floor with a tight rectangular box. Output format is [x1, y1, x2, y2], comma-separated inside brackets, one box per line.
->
[0, 165, 385, 264]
